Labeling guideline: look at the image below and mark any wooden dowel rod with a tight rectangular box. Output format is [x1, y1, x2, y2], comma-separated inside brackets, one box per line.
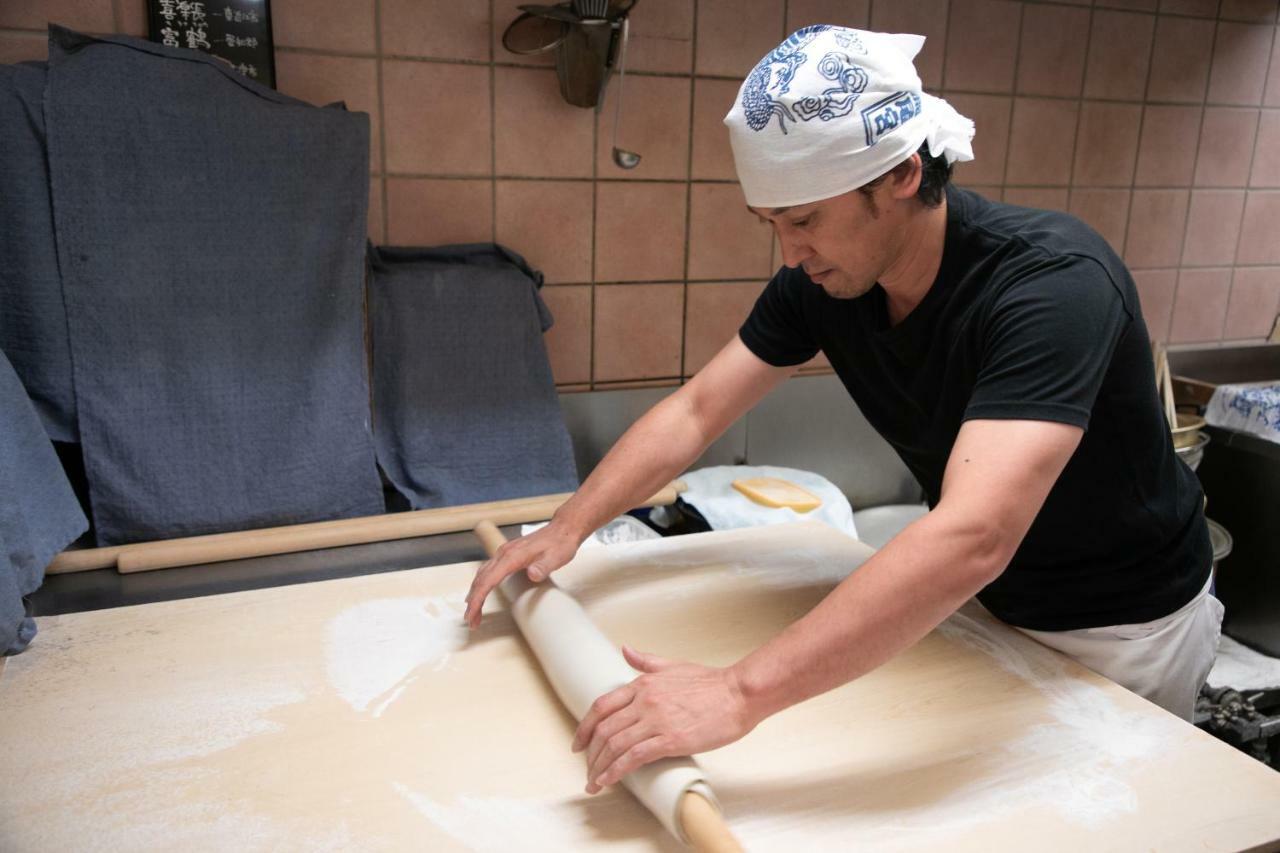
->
[679, 790, 744, 853]
[46, 482, 684, 576]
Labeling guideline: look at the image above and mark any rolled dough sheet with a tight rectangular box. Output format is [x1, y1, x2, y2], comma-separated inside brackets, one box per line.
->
[499, 569, 718, 844]
[2, 522, 1280, 851]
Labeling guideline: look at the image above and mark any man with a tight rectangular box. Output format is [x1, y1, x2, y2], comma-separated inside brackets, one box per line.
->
[464, 27, 1222, 796]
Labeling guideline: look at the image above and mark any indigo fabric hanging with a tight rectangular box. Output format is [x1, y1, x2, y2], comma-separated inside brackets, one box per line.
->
[369, 244, 579, 509]
[44, 27, 383, 544]
[0, 349, 87, 655]
[0, 61, 77, 443]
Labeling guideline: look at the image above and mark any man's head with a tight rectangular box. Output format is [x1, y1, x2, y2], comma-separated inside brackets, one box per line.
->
[725, 26, 974, 295]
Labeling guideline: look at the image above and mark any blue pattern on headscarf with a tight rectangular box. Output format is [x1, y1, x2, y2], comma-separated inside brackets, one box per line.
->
[740, 25, 871, 135]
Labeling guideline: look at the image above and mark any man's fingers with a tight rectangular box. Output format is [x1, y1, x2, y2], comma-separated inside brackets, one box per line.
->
[464, 548, 523, 627]
[573, 686, 635, 752]
[590, 735, 669, 793]
[586, 721, 650, 793]
[584, 706, 638, 774]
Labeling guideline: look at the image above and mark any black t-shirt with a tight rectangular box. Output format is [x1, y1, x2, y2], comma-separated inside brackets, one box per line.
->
[739, 186, 1212, 631]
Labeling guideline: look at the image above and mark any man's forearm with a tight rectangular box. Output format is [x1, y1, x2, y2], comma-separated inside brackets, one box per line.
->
[731, 508, 1009, 723]
[552, 389, 717, 539]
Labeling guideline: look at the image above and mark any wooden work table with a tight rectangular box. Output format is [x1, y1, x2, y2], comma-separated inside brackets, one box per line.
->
[3, 522, 1279, 850]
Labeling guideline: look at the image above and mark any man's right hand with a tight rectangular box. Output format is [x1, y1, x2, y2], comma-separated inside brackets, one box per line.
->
[464, 520, 586, 629]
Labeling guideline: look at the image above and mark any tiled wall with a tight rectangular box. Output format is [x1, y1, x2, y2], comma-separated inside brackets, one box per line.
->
[4, 0, 1280, 393]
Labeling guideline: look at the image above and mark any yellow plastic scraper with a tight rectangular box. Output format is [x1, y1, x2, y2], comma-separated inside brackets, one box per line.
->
[731, 477, 823, 512]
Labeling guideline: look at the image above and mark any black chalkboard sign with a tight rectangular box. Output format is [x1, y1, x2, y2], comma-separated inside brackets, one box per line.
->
[147, 0, 276, 89]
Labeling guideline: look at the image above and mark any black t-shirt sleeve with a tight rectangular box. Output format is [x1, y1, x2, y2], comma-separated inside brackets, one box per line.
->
[965, 255, 1132, 429]
[738, 271, 821, 367]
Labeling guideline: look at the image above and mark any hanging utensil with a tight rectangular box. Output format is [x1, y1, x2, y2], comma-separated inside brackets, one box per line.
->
[610, 17, 641, 169]
[502, 10, 570, 55]
[518, 3, 582, 24]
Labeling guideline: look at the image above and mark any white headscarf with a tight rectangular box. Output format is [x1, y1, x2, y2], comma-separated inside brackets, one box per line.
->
[724, 26, 975, 208]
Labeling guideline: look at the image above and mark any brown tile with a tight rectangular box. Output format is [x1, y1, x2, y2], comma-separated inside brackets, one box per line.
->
[684, 282, 767, 374]
[1196, 107, 1261, 186]
[870, 0, 950, 89]
[1124, 189, 1190, 267]
[1084, 11, 1157, 101]
[1006, 98, 1080, 186]
[117, 0, 147, 36]
[1267, 26, 1280, 106]
[1250, 109, 1280, 186]
[493, 0, 556, 68]
[596, 75, 691, 180]
[1097, 0, 1158, 9]
[1237, 190, 1280, 263]
[1224, 267, 1280, 338]
[1181, 190, 1246, 265]
[384, 178, 493, 246]
[539, 286, 592, 384]
[1134, 106, 1202, 187]
[696, 0, 786, 78]
[495, 67, 594, 179]
[688, 183, 774, 280]
[1208, 23, 1274, 106]
[1132, 269, 1178, 340]
[593, 284, 684, 381]
[383, 61, 491, 176]
[381, 0, 488, 60]
[594, 182, 688, 281]
[273, 0, 375, 53]
[1069, 189, 1131, 252]
[275, 53, 381, 173]
[1003, 187, 1070, 209]
[628, 0, 695, 74]
[495, 181, 593, 284]
[1016, 5, 1090, 97]
[692, 78, 741, 180]
[0, 0, 113, 30]
[0, 31, 47, 63]
[944, 94, 1012, 187]
[1169, 268, 1231, 343]
[944, 0, 1021, 94]
[1221, 0, 1279, 22]
[1073, 102, 1143, 187]
[788, 0, 871, 33]
[367, 179, 385, 243]
[1159, 0, 1221, 14]
[1147, 16, 1216, 104]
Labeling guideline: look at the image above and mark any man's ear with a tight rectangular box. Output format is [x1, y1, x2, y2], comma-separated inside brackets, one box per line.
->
[890, 153, 923, 200]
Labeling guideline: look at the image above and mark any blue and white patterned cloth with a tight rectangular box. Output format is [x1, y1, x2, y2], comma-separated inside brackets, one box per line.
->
[724, 26, 974, 208]
[1206, 382, 1280, 445]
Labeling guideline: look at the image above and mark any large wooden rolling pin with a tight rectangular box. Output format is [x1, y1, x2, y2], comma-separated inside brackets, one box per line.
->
[47, 483, 685, 575]
[474, 520, 742, 853]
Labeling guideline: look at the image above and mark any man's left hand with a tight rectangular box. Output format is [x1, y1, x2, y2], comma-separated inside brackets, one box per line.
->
[573, 645, 756, 794]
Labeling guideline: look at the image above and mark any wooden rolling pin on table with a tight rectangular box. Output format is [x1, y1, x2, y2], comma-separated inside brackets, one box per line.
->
[46, 482, 685, 575]
[474, 519, 743, 853]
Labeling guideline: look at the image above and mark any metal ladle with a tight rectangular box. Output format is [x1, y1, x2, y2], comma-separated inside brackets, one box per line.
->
[610, 17, 641, 169]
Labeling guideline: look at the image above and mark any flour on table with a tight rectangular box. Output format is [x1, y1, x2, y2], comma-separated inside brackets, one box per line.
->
[325, 596, 468, 715]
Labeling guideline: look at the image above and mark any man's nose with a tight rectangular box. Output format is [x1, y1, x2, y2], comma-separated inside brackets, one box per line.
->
[777, 231, 813, 269]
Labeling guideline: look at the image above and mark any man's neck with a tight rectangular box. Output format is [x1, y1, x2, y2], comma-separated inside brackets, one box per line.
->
[879, 196, 949, 326]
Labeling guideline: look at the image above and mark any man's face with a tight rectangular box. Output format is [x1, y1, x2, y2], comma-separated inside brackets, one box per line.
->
[749, 182, 905, 299]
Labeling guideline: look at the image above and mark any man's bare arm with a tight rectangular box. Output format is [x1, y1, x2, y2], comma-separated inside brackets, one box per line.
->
[465, 336, 796, 627]
[730, 418, 1083, 721]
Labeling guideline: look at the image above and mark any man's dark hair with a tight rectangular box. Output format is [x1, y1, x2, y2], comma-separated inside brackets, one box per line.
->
[858, 143, 953, 212]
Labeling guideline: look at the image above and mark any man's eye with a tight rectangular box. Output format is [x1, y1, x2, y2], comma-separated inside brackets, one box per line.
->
[793, 217, 812, 228]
